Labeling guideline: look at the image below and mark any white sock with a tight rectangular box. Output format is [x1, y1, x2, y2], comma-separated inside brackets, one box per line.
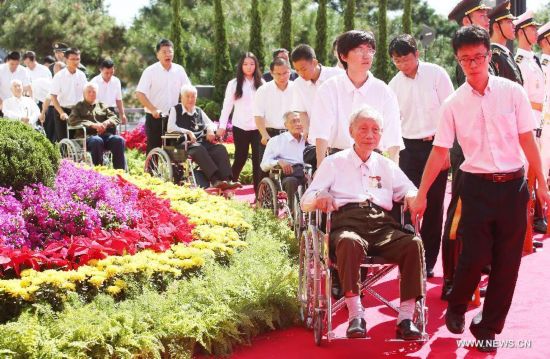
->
[345, 295, 364, 321]
[397, 298, 416, 324]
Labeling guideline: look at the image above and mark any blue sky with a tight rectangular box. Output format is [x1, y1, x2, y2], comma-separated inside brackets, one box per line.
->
[105, 0, 547, 28]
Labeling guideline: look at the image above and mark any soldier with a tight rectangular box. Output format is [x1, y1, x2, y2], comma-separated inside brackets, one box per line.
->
[538, 22, 550, 199]
[488, 1, 523, 84]
[515, 11, 547, 236]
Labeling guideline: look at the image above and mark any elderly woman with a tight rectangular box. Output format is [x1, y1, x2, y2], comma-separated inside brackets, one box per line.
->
[167, 84, 240, 190]
[2, 79, 40, 126]
[68, 82, 126, 169]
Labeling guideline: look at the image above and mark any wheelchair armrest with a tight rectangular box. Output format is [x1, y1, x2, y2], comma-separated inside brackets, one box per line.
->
[67, 124, 87, 138]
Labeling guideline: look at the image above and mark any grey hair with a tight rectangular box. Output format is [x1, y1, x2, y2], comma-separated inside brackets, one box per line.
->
[283, 111, 299, 123]
[349, 105, 384, 129]
[180, 84, 197, 96]
[10, 79, 23, 88]
[83, 82, 98, 94]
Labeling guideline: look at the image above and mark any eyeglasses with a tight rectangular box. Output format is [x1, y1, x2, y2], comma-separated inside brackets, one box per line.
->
[351, 47, 376, 57]
[391, 55, 416, 65]
[457, 52, 489, 67]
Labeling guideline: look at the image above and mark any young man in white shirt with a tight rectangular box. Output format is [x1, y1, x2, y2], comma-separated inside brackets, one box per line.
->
[302, 105, 425, 341]
[0, 51, 31, 117]
[91, 59, 127, 125]
[309, 30, 403, 169]
[388, 34, 454, 279]
[290, 44, 343, 170]
[411, 26, 550, 353]
[261, 111, 306, 211]
[136, 39, 191, 154]
[50, 48, 87, 141]
[22, 51, 52, 82]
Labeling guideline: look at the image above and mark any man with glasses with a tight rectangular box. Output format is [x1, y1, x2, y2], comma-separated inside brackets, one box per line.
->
[136, 39, 191, 154]
[254, 57, 295, 171]
[388, 34, 454, 279]
[515, 11, 547, 235]
[411, 25, 550, 353]
[309, 30, 403, 168]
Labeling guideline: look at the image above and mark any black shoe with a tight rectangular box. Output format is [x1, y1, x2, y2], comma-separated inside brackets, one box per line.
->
[481, 264, 491, 275]
[533, 240, 544, 249]
[212, 180, 229, 190]
[445, 309, 465, 334]
[479, 285, 487, 297]
[441, 281, 453, 301]
[534, 218, 547, 234]
[225, 180, 242, 190]
[396, 319, 422, 340]
[426, 268, 435, 278]
[346, 317, 367, 338]
[470, 321, 497, 353]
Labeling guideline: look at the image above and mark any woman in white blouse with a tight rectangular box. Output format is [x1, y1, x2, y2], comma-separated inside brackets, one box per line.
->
[217, 52, 264, 192]
[2, 79, 40, 126]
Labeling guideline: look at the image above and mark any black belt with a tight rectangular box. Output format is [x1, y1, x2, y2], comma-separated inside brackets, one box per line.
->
[403, 136, 434, 142]
[328, 147, 343, 155]
[469, 168, 524, 183]
[336, 201, 376, 213]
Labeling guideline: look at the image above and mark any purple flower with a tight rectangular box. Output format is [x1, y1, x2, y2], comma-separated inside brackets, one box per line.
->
[0, 188, 29, 248]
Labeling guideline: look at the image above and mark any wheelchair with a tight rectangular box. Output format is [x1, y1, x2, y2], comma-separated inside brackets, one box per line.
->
[298, 207, 428, 345]
[59, 123, 125, 169]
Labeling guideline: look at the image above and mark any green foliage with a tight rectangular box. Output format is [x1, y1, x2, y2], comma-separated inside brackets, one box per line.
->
[373, 0, 391, 83]
[315, 0, 328, 65]
[249, 0, 266, 70]
[344, 0, 356, 31]
[212, 0, 233, 104]
[0, 119, 60, 191]
[171, 0, 187, 68]
[0, 211, 298, 358]
[403, 0, 412, 34]
[280, 0, 293, 50]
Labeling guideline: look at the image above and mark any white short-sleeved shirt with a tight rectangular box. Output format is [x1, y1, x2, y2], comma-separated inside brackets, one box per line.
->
[0, 64, 31, 101]
[27, 63, 52, 82]
[31, 77, 52, 103]
[389, 61, 454, 139]
[292, 65, 343, 117]
[91, 75, 122, 108]
[515, 48, 545, 123]
[541, 54, 549, 117]
[301, 149, 416, 211]
[253, 80, 295, 130]
[50, 68, 87, 108]
[2, 96, 40, 125]
[219, 78, 263, 131]
[136, 62, 191, 114]
[434, 75, 535, 174]
[260, 131, 305, 171]
[309, 72, 404, 151]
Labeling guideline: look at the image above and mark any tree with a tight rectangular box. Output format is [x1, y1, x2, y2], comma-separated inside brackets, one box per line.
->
[373, 0, 391, 82]
[403, 0, 412, 34]
[315, 0, 328, 64]
[344, 0, 355, 31]
[171, 0, 186, 67]
[249, 0, 266, 70]
[280, 0, 293, 50]
[213, 0, 233, 103]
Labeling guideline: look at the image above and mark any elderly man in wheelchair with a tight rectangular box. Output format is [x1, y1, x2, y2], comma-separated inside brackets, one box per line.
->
[68, 82, 126, 169]
[166, 84, 240, 190]
[301, 105, 426, 341]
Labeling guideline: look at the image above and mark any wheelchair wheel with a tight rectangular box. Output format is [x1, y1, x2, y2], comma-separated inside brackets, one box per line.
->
[298, 230, 314, 328]
[293, 186, 304, 241]
[257, 177, 277, 216]
[144, 148, 174, 182]
[59, 139, 80, 162]
[312, 228, 326, 345]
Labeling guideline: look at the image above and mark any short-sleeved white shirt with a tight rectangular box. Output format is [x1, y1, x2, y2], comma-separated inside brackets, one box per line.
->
[27, 63, 52, 82]
[309, 72, 404, 151]
[0, 64, 31, 101]
[31, 77, 52, 103]
[292, 65, 343, 117]
[253, 80, 295, 130]
[50, 68, 87, 108]
[260, 131, 305, 171]
[389, 61, 454, 139]
[91, 74, 122, 108]
[136, 62, 191, 114]
[434, 75, 535, 174]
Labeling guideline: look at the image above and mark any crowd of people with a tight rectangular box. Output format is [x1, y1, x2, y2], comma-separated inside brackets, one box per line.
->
[1, 0, 550, 352]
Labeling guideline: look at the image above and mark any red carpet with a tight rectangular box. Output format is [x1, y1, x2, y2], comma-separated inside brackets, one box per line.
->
[229, 185, 550, 358]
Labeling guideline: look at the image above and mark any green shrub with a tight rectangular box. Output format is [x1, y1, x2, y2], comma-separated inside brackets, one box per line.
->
[0, 119, 60, 191]
[202, 101, 222, 122]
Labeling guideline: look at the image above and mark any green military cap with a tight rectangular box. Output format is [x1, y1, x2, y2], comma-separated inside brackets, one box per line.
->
[448, 0, 491, 24]
[513, 10, 541, 30]
[52, 42, 69, 52]
[488, 0, 516, 22]
[537, 21, 550, 43]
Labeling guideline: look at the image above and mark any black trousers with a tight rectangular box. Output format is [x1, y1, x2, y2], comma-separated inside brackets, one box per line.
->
[188, 141, 232, 182]
[40, 103, 56, 143]
[145, 113, 167, 155]
[232, 126, 262, 191]
[54, 107, 72, 141]
[448, 173, 528, 335]
[400, 139, 448, 271]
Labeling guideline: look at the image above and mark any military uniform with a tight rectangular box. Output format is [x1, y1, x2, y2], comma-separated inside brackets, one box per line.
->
[537, 22, 550, 178]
